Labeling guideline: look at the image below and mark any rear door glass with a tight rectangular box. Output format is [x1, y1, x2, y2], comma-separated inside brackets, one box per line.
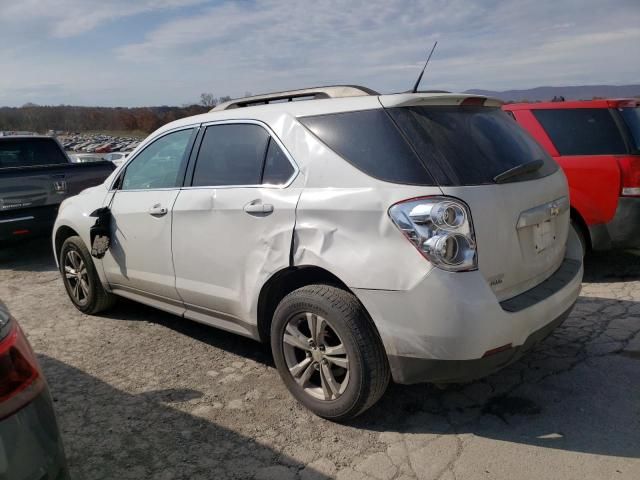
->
[192, 124, 269, 186]
[532, 108, 627, 155]
[262, 138, 295, 185]
[388, 106, 558, 185]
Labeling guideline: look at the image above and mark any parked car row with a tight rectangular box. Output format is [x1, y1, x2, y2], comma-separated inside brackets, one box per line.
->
[58, 133, 141, 154]
[69, 151, 129, 166]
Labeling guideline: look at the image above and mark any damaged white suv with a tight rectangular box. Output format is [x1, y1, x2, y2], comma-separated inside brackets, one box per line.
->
[53, 86, 583, 420]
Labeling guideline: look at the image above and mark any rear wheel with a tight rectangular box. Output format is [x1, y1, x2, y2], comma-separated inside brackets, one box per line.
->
[271, 284, 389, 421]
[60, 236, 115, 314]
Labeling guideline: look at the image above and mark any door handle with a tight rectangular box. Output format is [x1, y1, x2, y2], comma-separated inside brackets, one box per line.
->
[243, 201, 274, 215]
[148, 204, 168, 217]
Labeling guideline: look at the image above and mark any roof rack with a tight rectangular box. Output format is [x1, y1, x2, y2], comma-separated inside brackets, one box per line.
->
[211, 85, 379, 111]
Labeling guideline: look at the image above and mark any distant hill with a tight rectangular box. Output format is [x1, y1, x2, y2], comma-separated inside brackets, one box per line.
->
[465, 84, 640, 102]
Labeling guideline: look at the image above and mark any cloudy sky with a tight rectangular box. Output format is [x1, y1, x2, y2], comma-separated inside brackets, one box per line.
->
[1, 0, 638, 107]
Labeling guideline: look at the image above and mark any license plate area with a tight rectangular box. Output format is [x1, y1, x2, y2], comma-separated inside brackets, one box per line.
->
[533, 219, 556, 253]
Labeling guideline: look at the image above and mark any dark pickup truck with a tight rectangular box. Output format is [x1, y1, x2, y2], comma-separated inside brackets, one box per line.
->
[0, 136, 114, 244]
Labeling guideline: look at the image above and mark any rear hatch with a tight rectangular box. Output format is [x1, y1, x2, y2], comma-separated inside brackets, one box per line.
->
[383, 97, 568, 300]
[299, 95, 569, 300]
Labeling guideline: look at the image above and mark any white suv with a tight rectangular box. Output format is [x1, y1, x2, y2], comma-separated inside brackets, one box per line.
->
[53, 86, 583, 420]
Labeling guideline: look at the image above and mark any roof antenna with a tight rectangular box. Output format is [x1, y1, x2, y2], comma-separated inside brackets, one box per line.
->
[411, 41, 438, 93]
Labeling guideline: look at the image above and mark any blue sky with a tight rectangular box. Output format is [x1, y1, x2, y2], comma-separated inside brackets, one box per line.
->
[1, 0, 639, 107]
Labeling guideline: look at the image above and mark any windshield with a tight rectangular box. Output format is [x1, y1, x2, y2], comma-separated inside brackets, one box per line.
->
[388, 106, 558, 185]
[620, 107, 640, 151]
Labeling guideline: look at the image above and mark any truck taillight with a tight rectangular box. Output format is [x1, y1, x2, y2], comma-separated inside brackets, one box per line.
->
[618, 156, 640, 196]
[388, 196, 477, 272]
[0, 320, 45, 420]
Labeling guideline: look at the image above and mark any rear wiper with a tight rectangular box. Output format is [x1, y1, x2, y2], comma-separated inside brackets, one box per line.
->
[493, 159, 544, 184]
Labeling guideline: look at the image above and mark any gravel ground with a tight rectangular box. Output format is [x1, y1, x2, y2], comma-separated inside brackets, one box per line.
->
[1, 238, 639, 480]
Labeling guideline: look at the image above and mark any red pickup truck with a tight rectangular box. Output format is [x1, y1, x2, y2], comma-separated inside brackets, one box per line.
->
[504, 99, 640, 251]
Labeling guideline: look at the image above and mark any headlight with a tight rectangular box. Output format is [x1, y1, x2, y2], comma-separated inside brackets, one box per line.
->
[388, 196, 477, 271]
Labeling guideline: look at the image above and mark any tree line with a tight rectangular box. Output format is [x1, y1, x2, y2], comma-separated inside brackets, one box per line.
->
[0, 104, 210, 134]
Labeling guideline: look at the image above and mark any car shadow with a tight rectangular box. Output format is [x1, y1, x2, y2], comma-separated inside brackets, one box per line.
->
[583, 249, 640, 283]
[352, 293, 640, 459]
[103, 291, 640, 461]
[40, 355, 328, 480]
[0, 236, 57, 273]
[101, 298, 274, 367]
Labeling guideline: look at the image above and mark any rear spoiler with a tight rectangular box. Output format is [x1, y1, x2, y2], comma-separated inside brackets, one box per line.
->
[379, 93, 503, 109]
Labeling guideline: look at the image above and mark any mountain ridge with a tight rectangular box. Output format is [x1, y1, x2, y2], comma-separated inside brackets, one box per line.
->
[464, 84, 640, 102]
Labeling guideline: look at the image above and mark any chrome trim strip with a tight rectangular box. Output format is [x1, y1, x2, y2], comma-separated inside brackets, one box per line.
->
[0, 216, 35, 224]
[516, 196, 570, 229]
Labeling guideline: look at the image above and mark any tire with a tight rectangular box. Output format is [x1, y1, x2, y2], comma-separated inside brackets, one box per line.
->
[59, 236, 116, 314]
[271, 284, 390, 421]
[571, 219, 587, 257]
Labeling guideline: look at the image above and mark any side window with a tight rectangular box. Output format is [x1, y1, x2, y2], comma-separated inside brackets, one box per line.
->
[262, 138, 295, 185]
[192, 124, 269, 186]
[533, 109, 627, 155]
[121, 129, 193, 190]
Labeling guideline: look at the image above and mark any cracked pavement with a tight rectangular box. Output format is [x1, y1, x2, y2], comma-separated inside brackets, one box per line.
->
[1, 238, 639, 479]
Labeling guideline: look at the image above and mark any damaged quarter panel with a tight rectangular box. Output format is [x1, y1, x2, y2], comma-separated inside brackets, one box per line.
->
[290, 121, 441, 291]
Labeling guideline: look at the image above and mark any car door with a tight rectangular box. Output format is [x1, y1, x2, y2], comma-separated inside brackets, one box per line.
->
[171, 121, 300, 335]
[101, 126, 197, 311]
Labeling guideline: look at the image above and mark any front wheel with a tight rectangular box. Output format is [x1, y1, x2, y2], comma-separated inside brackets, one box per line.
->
[271, 284, 389, 421]
[60, 236, 116, 314]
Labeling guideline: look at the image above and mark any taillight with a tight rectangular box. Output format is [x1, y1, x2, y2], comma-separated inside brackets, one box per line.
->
[388, 196, 477, 271]
[0, 320, 45, 420]
[619, 156, 640, 196]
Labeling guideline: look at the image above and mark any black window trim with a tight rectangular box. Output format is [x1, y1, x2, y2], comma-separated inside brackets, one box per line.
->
[183, 119, 299, 189]
[109, 125, 200, 192]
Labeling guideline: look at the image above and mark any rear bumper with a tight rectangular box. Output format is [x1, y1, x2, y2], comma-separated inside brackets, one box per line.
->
[589, 197, 640, 250]
[0, 388, 69, 480]
[0, 206, 59, 243]
[354, 228, 583, 385]
[386, 304, 573, 384]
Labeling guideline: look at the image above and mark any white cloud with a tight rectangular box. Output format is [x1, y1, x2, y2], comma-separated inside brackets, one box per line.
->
[0, 0, 208, 37]
[0, 0, 638, 106]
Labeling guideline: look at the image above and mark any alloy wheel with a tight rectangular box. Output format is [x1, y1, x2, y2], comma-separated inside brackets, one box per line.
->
[64, 249, 90, 305]
[282, 312, 350, 401]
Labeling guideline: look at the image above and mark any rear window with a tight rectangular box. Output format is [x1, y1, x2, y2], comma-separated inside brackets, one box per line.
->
[533, 108, 627, 155]
[388, 106, 558, 185]
[0, 138, 67, 168]
[299, 110, 435, 185]
[619, 107, 640, 151]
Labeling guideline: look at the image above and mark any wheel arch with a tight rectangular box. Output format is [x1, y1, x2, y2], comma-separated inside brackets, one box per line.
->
[570, 207, 591, 251]
[54, 225, 81, 264]
[256, 265, 382, 346]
